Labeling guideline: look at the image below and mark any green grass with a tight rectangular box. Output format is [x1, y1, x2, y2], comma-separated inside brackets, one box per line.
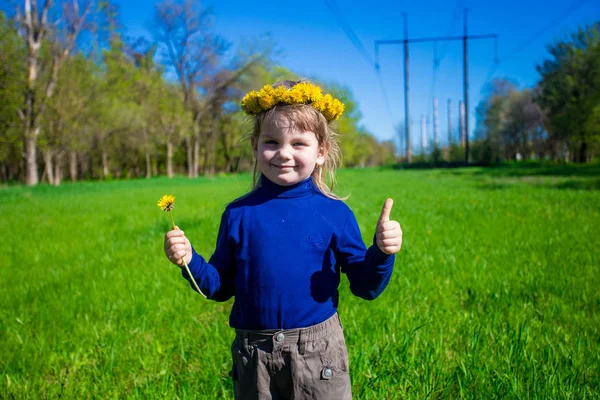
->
[1, 167, 599, 399]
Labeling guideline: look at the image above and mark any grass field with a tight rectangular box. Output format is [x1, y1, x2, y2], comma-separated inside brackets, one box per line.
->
[1, 166, 599, 399]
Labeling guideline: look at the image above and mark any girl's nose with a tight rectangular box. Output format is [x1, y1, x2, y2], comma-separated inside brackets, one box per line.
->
[277, 145, 293, 160]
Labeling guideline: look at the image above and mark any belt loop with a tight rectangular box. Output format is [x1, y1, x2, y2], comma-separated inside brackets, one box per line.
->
[298, 329, 306, 356]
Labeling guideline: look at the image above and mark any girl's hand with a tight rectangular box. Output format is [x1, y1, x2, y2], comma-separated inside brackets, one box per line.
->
[376, 199, 403, 255]
[164, 225, 192, 266]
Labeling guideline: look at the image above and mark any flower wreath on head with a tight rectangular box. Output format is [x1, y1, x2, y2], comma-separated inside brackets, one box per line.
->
[241, 82, 345, 121]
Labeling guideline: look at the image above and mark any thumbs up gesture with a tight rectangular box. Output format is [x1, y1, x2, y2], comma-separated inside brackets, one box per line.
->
[376, 198, 403, 255]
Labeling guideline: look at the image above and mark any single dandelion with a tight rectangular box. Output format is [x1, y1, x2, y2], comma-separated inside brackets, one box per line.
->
[157, 194, 206, 298]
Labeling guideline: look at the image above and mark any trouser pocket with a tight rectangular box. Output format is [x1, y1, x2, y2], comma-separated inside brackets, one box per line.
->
[300, 330, 352, 399]
[231, 335, 258, 399]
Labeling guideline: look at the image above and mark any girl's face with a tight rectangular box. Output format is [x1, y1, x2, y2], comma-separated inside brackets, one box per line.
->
[254, 113, 326, 186]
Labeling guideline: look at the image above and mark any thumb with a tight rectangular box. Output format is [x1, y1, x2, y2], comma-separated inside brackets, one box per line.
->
[378, 198, 394, 224]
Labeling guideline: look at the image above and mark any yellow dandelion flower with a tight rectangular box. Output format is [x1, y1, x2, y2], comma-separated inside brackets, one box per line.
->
[306, 85, 322, 101]
[157, 194, 178, 229]
[258, 94, 276, 109]
[285, 89, 300, 104]
[241, 92, 262, 115]
[274, 86, 287, 98]
[289, 91, 303, 104]
[157, 194, 176, 212]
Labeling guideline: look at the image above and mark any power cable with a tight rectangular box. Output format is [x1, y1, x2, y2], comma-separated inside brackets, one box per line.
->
[482, 36, 499, 86]
[437, 0, 464, 65]
[498, 0, 592, 62]
[324, 0, 396, 126]
[481, 0, 589, 95]
[430, 41, 439, 131]
[323, 0, 374, 65]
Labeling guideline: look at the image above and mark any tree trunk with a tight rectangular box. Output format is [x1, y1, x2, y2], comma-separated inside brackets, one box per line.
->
[43, 149, 54, 185]
[232, 156, 240, 173]
[167, 141, 174, 178]
[145, 151, 152, 179]
[69, 151, 77, 182]
[24, 26, 41, 187]
[193, 134, 200, 178]
[206, 120, 218, 176]
[207, 142, 216, 176]
[25, 132, 39, 185]
[579, 141, 587, 163]
[54, 152, 64, 186]
[80, 152, 90, 179]
[102, 149, 109, 178]
[186, 136, 193, 178]
[202, 143, 209, 176]
[220, 132, 231, 172]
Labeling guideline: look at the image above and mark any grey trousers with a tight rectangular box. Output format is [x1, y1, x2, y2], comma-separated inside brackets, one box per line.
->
[230, 313, 352, 400]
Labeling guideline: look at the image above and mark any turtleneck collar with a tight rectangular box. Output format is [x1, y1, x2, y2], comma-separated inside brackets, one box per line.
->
[257, 175, 317, 198]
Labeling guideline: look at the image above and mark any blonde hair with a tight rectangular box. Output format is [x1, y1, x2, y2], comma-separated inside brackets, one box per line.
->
[247, 80, 344, 200]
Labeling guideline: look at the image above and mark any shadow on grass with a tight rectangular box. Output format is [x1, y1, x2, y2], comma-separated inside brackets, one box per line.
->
[392, 161, 600, 191]
[476, 175, 600, 192]
[393, 161, 600, 177]
[455, 162, 600, 178]
[554, 178, 600, 191]
[477, 178, 600, 191]
[474, 163, 600, 191]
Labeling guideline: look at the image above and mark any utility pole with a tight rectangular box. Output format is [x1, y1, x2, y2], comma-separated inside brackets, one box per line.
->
[375, 11, 496, 164]
[421, 114, 426, 155]
[433, 97, 439, 148]
[403, 12, 411, 163]
[448, 99, 453, 146]
[398, 124, 404, 160]
[463, 9, 470, 163]
[459, 100, 466, 148]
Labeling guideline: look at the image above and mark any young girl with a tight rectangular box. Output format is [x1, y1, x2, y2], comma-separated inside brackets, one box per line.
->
[163, 80, 402, 399]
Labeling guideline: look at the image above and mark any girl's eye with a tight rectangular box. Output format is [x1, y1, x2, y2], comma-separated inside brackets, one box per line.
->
[294, 142, 307, 147]
[264, 140, 277, 145]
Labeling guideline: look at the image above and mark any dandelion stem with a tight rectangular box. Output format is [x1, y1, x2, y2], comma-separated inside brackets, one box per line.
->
[169, 211, 176, 230]
[182, 258, 207, 299]
[169, 210, 207, 298]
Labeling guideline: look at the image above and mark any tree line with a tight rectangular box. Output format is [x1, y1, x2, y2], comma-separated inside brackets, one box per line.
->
[471, 22, 599, 164]
[0, 0, 396, 186]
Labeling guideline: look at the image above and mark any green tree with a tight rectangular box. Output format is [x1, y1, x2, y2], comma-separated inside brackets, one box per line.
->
[0, 13, 25, 182]
[473, 78, 545, 163]
[93, 37, 140, 179]
[15, 0, 92, 185]
[474, 78, 518, 163]
[41, 53, 99, 184]
[152, 0, 230, 178]
[536, 22, 600, 162]
[321, 81, 374, 167]
[149, 79, 191, 178]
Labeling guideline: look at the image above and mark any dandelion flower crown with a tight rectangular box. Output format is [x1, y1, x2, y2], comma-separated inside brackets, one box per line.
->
[241, 81, 345, 121]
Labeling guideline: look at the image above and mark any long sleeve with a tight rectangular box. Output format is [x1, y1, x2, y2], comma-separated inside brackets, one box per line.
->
[335, 213, 395, 300]
[181, 210, 236, 301]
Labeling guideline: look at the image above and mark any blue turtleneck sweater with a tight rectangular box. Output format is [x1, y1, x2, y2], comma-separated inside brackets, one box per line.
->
[183, 175, 395, 330]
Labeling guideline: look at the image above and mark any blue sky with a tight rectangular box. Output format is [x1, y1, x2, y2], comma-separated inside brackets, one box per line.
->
[117, 0, 598, 151]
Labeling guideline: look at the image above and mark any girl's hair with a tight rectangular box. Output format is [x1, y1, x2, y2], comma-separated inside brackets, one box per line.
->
[247, 80, 344, 200]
